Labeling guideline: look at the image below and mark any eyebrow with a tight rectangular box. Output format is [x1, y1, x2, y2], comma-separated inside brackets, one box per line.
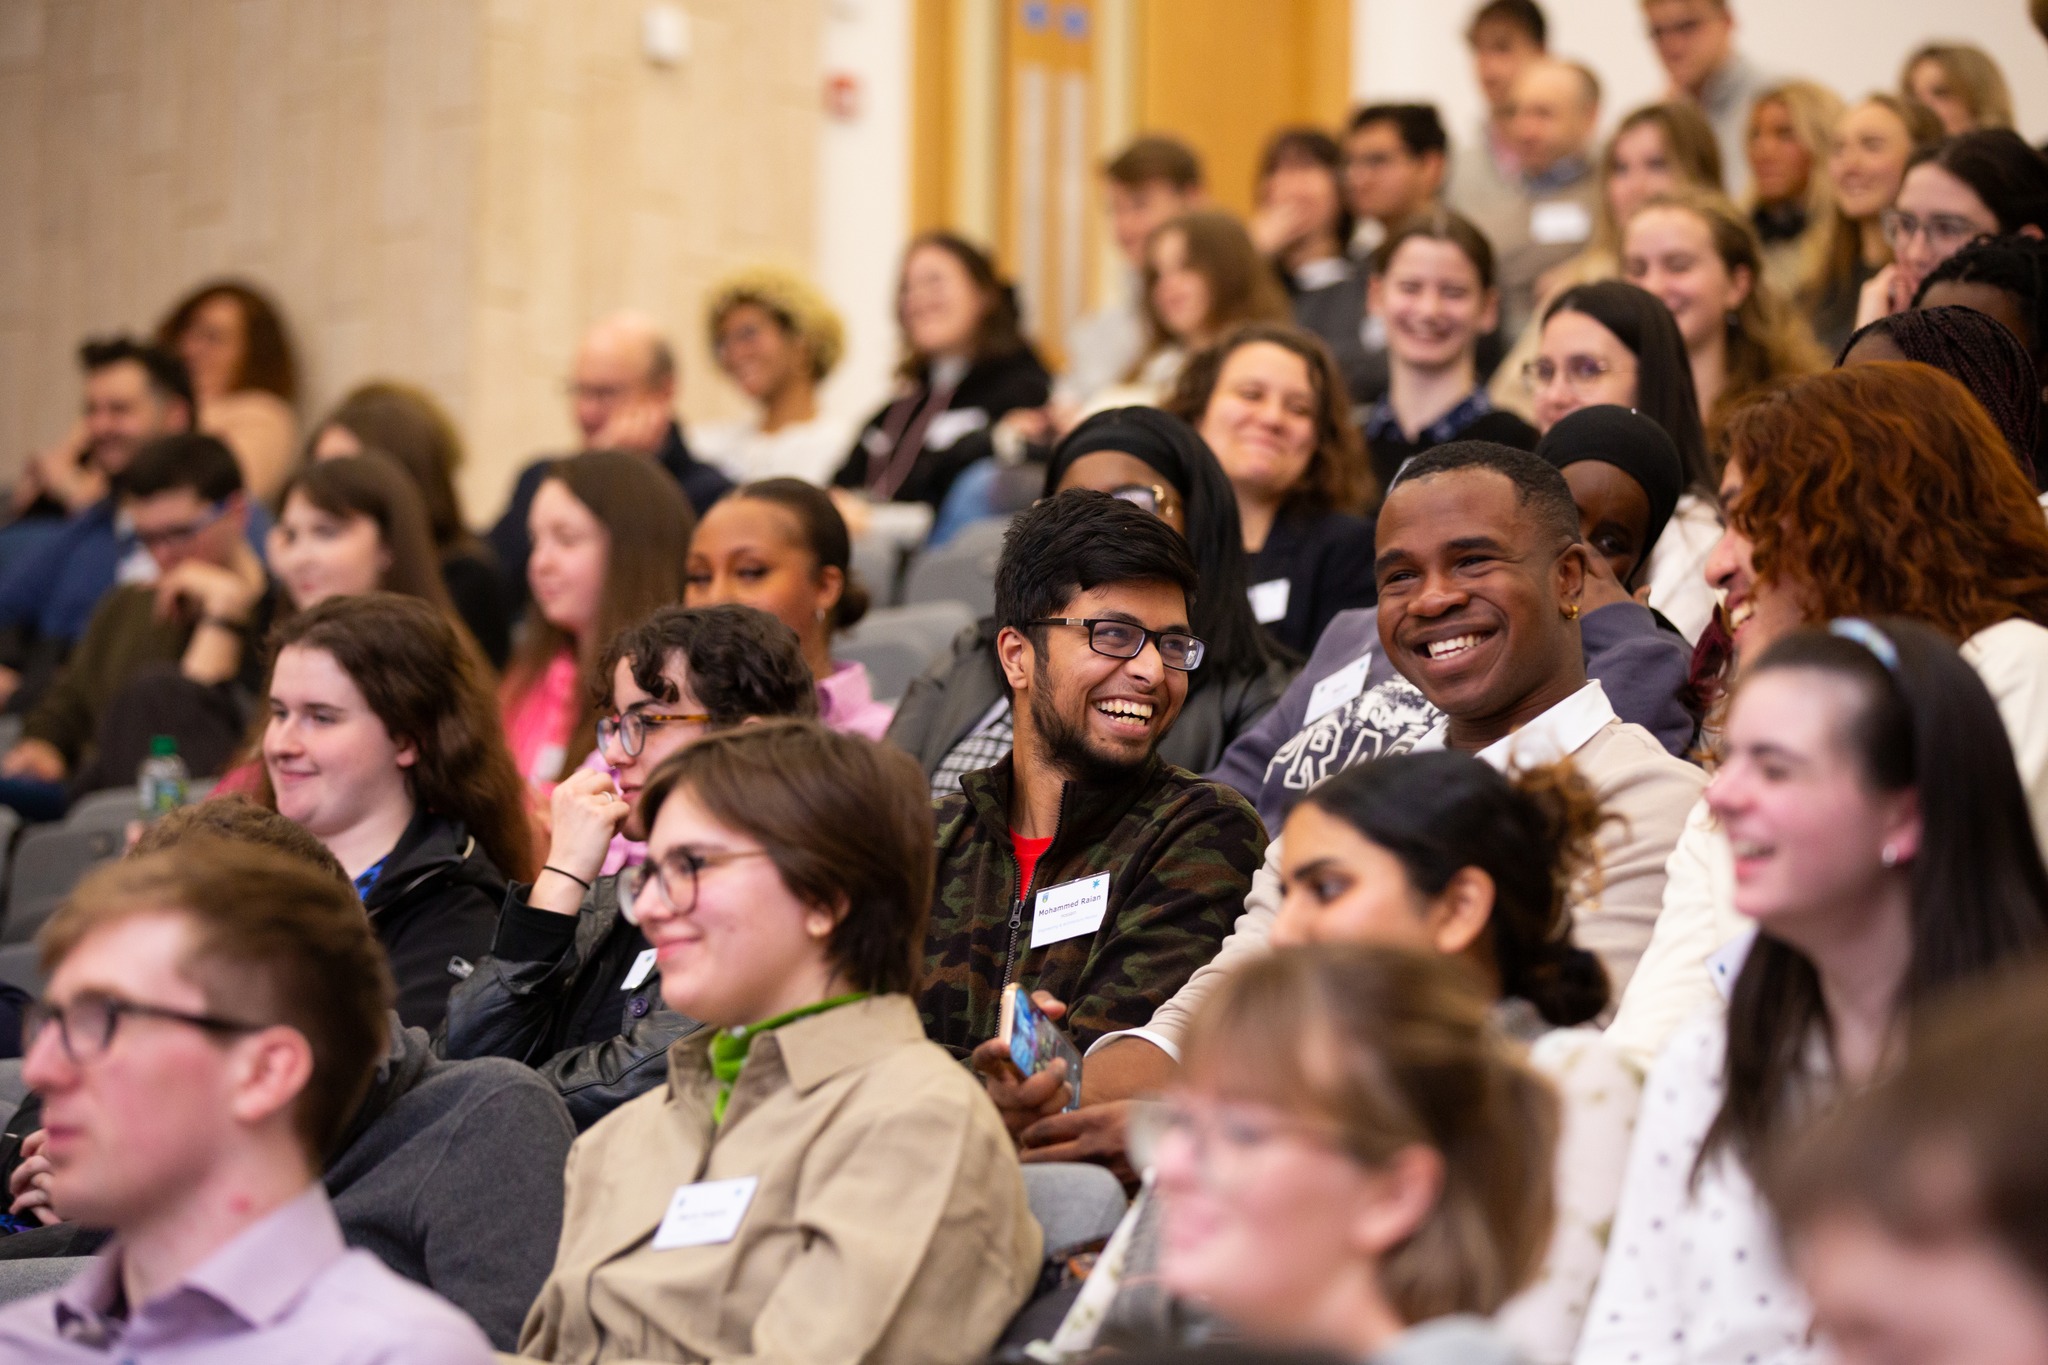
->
[1285, 857, 1344, 882]
[1095, 608, 1193, 633]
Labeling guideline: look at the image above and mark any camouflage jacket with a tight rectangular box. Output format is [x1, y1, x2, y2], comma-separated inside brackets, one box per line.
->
[918, 752, 1267, 1057]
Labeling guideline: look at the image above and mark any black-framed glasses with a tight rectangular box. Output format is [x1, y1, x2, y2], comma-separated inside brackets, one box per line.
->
[1107, 483, 1181, 522]
[1027, 618, 1207, 672]
[133, 501, 230, 553]
[24, 991, 265, 1064]
[596, 709, 712, 759]
[621, 847, 775, 912]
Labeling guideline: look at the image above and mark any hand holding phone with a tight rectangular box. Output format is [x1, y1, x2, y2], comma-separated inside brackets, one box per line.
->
[999, 984, 1083, 1112]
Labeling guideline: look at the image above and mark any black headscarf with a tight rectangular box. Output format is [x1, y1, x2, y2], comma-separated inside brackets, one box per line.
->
[1534, 404, 1685, 571]
[1544, 280, 1713, 497]
[1839, 305, 2041, 482]
[1044, 407, 1273, 679]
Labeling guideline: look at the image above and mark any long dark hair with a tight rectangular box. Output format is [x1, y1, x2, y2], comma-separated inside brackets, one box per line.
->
[896, 232, 1030, 378]
[1299, 751, 1612, 1026]
[1544, 280, 1713, 495]
[314, 381, 477, 555]
[276, 453, 455, 615]
[257, 593, 537, 882]
[1043, 407, 1276, 681]
[1908, 129, 2048, 235]
[1698, 618, 2048, 1181]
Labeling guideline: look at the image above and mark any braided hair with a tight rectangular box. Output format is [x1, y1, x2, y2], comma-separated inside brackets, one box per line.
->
[1841, 305, 2042, 482]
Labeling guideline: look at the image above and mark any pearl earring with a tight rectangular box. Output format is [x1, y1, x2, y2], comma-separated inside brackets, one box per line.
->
[1881, 844, 1900, 868]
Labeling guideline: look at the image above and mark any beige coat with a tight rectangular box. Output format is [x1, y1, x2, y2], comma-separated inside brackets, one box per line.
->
[514, 994, 1042, 1364]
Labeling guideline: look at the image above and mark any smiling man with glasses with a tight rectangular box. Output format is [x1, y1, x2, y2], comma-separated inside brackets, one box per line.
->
[921, 489, 1265, 1071]
[0, 841, 493, 1362]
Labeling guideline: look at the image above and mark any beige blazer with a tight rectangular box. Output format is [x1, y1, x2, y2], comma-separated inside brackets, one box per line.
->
[514, 994, 1043, 1364]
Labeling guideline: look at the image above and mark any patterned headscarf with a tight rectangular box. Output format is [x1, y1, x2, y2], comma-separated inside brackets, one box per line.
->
[1839, 305, 2041, 481]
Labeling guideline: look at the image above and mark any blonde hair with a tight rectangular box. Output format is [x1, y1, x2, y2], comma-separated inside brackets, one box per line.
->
[1589, 102, 1726, 262]
[1902, 43, 2016, 132]
[705, 266, 846, 382]
[1182, 945, 1558, 1322]
[1803, 93, 1946, 309]
[1747, 82, 1847, 293]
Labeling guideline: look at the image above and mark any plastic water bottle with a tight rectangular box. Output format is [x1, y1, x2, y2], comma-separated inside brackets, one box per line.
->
[137, 735, 189, 820]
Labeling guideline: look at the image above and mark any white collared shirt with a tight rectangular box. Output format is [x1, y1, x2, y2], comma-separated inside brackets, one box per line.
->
[1413, 680, 1617, 772]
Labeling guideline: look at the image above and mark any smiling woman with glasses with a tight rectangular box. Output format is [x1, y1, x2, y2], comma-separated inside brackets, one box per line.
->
[1868, 129, 2048, 327]
[516, 720, 1043, 1365]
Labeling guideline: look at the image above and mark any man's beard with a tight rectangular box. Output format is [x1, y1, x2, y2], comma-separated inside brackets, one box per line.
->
[1027, 659, 1152, 787]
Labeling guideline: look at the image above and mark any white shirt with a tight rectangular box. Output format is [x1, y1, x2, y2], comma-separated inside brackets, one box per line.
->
[1573, 1015, 1818, 1365]
[692, 414, 849, 487]
[1643, 494, 1723, 646]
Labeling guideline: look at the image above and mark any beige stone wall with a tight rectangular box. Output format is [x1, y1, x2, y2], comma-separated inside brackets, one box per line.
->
[0, 0, 820, 530]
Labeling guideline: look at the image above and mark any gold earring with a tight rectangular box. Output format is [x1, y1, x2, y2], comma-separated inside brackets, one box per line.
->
[1563, 603, 1582, 621]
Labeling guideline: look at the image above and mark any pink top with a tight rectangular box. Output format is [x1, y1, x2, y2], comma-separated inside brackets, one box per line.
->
[818, 659, 895, 740]
[502, 650, 581, 793]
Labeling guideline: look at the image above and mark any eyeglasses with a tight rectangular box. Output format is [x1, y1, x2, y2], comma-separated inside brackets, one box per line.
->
[1027, 618, 1207, 672]
[1646, 15, 1706, 42]
[24, 991, 264, 1065]
[133, 501, 230, 553]
[1879, 208, 1992, 255]
[1521, 355, 1627, 393]
[596, 709, 712, 759]
[1107, 483, 1181, 522]
[1127, 1096, 1353, 1183]
[622, 846, 774, 913]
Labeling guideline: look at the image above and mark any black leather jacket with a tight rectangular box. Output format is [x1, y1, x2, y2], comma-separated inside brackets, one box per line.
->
[437, 873, 702, 1130]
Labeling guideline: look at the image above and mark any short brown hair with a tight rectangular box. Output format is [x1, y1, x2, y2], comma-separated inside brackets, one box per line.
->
[276, 451, 456, 614]
[40, 842, 393, 1163]
[1182, 945, 1558, 1321]
[131, 796, 351, 890]
[1165, 321, 1375, 515]
[638, 721, 935, 995]
[1105, 135, 1203, 192]
[314, 381, 472, 552]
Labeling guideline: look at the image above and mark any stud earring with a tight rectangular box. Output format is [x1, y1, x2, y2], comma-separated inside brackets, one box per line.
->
[1881, 844, 1900, 868]
[1562, 603, 1582, 621]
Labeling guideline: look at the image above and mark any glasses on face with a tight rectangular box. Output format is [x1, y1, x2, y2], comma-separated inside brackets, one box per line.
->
[1107, 483, 1181, 522]
[713, 319, 772, 353]
[621, 846, 775, 913]
[1521, 355, 1624, 393]
[133, 501, 229, 553]
[1646, 15, 1706, 43]
[596, 709, 712, 759]
[1879, 208, 1991, 255]
[1027, 618, 1207, 672]
[1127, 1096, 1351, 1182]
[24, 991, 263, 1065]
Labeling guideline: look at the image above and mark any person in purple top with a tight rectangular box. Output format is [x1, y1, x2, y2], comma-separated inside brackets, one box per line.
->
[0, 841, 491, 1363]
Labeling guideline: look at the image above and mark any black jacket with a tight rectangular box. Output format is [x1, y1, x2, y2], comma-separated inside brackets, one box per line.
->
[1244, 506, 1378, 658]
[834, 348, 1052, 511]
[326, 1019, 574, 1350]
[362, 813, 505, 1031]
[437, 872, 704, 1130]
[886, 618, 1293, 792]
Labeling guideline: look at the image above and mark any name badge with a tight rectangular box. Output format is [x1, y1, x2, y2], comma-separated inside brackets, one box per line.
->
[621, 947, 659, 991]
[653, 1175, 758, 1250]
[1304, 653, 1374, 724]
[1031, 872, 1111, 949]
[1247, 577, 1291, 625]
[1530, 199, 1593, 246]
[925, 406, 991, 450]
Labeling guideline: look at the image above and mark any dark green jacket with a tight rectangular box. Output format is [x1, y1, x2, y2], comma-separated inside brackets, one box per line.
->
[919, 753, 1266, 1057]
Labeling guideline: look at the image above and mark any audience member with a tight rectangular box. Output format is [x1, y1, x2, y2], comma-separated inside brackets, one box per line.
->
[1149, 947, 1552, 1363]
[1118, 210, 1291, 406]
[923, 491, 1266, 1058]
[1271, 755, 1630, 1365]
[1579, 619, 2048, 1365]
[1766, 964, 2048, 1365]
[444, 604, 816, 1127]
[269, 453, 457, 618]
[1900, 42, 2015, 136]
[256, 593, 532, 1029]
[1864, 129, 2048, 325]
[308, 381, 511, 668]
[692, 267, 848, 487]
[1745, 82, 1847, 298]
[0, 843, 494, 1361]
[684, 478, 893, 738]
[1063, 136, 1208, 404]
[1344, 104, 1451, 253]
[1495, 59, 1604, 339]
[1364, 212, 1540, 491]
[1527, 280, 1720, 641]
[889, 408, 1290, 797]
[1446, 0, 1551, 269]
[512, 722, 1041, 1364]
[1642, 0, 1771, 199]
[1913, 234, 2048, 479]
[154, 279, 301, 502]
[1803, 93, 1943, 353]
[0, 434, 275, 817]
[0, 340, 204, 715]
[0, 797, 573, 1350]
[835, 233, 1051, 513]
[1623, 188, 1828, 439]
[500, 450, 694, 792]
[1164, 324, 1376, 655]
[487, 312, 730, 603]
[1609, 365, 2048, 1064]
[1254, 129, 1374, 402]
[1840, 306, 2043, 482]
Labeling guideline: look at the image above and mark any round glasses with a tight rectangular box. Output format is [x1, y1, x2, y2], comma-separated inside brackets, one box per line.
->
[1025, 618, 1206, 672]
[1879, 208, 1991, 256]
[621, 846, 775, 912]
[1521, 355, 1627, 393]
[596, 709, 711, 759]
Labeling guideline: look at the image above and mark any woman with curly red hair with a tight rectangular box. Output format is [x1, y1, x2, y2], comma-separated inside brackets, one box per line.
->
[1607, 360, 2048, 1064]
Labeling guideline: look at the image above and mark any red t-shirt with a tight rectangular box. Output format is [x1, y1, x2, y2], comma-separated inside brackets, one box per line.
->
[1011, 832, 1054, 901]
